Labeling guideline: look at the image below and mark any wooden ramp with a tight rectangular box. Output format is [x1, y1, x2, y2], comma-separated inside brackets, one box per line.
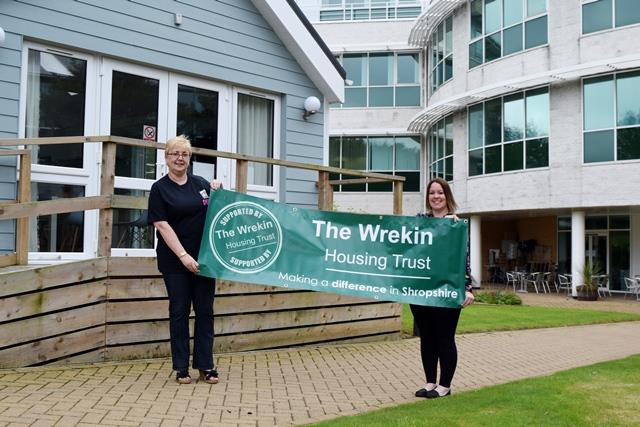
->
[0, 257, 401, 368]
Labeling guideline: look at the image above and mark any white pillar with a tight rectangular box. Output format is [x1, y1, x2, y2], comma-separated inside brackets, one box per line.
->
[571, 210, 585, 297]
[470, 215, 481, 288]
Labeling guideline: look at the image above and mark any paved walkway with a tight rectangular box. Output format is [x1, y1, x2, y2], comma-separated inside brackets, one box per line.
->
[1, 297, 640, 426]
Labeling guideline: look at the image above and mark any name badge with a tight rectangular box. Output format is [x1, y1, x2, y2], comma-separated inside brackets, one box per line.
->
[200, 189, 209, 199]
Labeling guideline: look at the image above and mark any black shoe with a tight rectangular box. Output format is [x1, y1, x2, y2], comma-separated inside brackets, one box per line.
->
[426, 388, 451, 399]
[415, 388, 430, 398]
[175, 369, 192, 384]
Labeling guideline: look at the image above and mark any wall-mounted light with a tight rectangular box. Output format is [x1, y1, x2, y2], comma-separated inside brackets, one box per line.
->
[0, 27, 6, 45]
[303, 96, 321, 120]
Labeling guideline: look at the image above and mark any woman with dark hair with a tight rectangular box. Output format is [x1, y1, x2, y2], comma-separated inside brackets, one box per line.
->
[412, 177, 474, 398]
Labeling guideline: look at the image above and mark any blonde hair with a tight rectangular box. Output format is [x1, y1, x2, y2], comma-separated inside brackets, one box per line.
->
[165, 135, 192, 157]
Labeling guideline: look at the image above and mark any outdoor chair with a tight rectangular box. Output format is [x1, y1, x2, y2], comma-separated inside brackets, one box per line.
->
[541, 272, 552, 293]
[624, 277, 640, 301]
[596, 275, 611, 297]
[505, 272, 518, 292]
[523, 272, 542, 294]
[557, 274, 571, 295]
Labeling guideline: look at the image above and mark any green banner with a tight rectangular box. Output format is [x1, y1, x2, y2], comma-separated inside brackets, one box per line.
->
[197, 190, 468, 308]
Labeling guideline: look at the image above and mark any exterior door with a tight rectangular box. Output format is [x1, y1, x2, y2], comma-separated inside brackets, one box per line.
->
[100, 59, 168, 256]
[585, 233, 607, 275]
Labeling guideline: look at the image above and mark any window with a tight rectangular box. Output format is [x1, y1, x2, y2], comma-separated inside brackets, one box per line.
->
[237, 93, 275, 186]
[469, 0, 548, 69]
[468, 87, 549, 176]
[329, 135, 421, 192]
[582, 0, 640, 34]
[583, 71, 640, 163]
[428, 116, 454, 181]
[335, 52, 420, 108]
[430, 16, 454, 93]
[319, 0, 422, 22]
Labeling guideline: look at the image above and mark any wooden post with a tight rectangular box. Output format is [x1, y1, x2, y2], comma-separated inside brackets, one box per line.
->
[393, 180, 403, 215]
[98, 141, 116, 257]
[236, 159, 248, 194]
[317, 171, 333, 211]
[16, 151, 31, 265]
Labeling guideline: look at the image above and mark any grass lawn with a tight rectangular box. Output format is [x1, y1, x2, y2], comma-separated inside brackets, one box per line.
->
[309, 354, 640, 426]
[401, 303, 640, 336]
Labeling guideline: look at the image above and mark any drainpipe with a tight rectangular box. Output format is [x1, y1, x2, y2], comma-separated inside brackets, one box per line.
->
[571, 210, 585, 297]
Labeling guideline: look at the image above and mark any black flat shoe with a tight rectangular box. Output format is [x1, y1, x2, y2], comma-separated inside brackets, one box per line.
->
[415, 388, 430, 398]
[175, 369, 192, 384]
[198, 369, 219, 384]
[426, 388, 451, 399]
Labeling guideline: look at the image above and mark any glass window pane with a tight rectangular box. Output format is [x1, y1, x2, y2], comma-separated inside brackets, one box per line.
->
[469, 40, 484, 68]
[25, 50, 85, 168]
[445, 17, 453, 55]
[31, 183, 85, 252]
[526, 0, 546, 16]
[395, 86, 420, 106]
[395, 136, 421, 170]
[368, 172, 393, 192]
[525, 137, 548, 168]
[503, 24, 523, 56]
[485, 0, 501, 34]
[237, 94, 274, 186]
[525, 88, 549, 138]
[504, 0, 523, 27]
[111, 71, 158, 179]
[485, 98, 502, 145]
[485, 145, 502, 173]
[177, 84, 218, 167]
[470, 0, 483, 39]
[369, 87, 394, 107]
[369, 137, 394, 170]
[558, 217, 571, 231]
[469, 148, 484, 176]
[112, 189, 153, 249]
[397, 171, 420, 192]
[584, 76, 614, 130]
[343, 54, 367, 86]
[397, 54, 419, 84]
[445, 156, 453, 181]
[445, 117, 454, 155]
[369, 53, 393, 85]
[524, 15, 547, 49]
[616, 0, 640, 27]
[610, 215, 630, 229]
[329, 137, 341, 167]
[485, 32, 502, 62]
[504, 141, 523, 171]
[444, 56, 453, 81]
[617, 127, 640, 160]
[586, 215, 607, 230]
[582, 0, 612, 34]
[341, 137, 367, 192]
[616, 71, 640, 126]
[344, 87, 367, 107]
[469, 104, 484, 149]
[584, 130, 614, 163]
[504, 93, 524, 141]
[609, 230, 630, 291]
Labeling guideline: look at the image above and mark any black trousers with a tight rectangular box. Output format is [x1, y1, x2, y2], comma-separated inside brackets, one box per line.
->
[163, 272, 216, 371]
[410, 304, 462, 388]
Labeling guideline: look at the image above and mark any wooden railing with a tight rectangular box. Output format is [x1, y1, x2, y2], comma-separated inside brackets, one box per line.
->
[0, 135, 405, 266]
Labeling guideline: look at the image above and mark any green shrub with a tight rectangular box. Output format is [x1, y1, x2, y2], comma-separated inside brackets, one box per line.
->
[474, 290, 522, 305]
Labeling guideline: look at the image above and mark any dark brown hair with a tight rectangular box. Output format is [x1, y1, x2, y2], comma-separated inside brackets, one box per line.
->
[426, 177, 458, 214]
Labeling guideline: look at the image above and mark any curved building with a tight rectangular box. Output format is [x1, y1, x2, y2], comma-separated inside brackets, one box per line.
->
[410, 0, 640, 293]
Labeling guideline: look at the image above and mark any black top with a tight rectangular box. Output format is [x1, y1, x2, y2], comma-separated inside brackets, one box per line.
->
[148, 173, 210, 273]
[419, 212, 473, 293]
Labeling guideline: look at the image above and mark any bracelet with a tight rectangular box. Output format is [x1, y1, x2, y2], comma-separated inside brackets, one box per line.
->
[178, 251, 188, 258]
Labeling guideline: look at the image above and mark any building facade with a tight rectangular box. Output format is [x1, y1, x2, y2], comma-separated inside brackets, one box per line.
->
[0, 0, 344, 263]
[297, 0, 427, 215]
[409, 0, 640, 293]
